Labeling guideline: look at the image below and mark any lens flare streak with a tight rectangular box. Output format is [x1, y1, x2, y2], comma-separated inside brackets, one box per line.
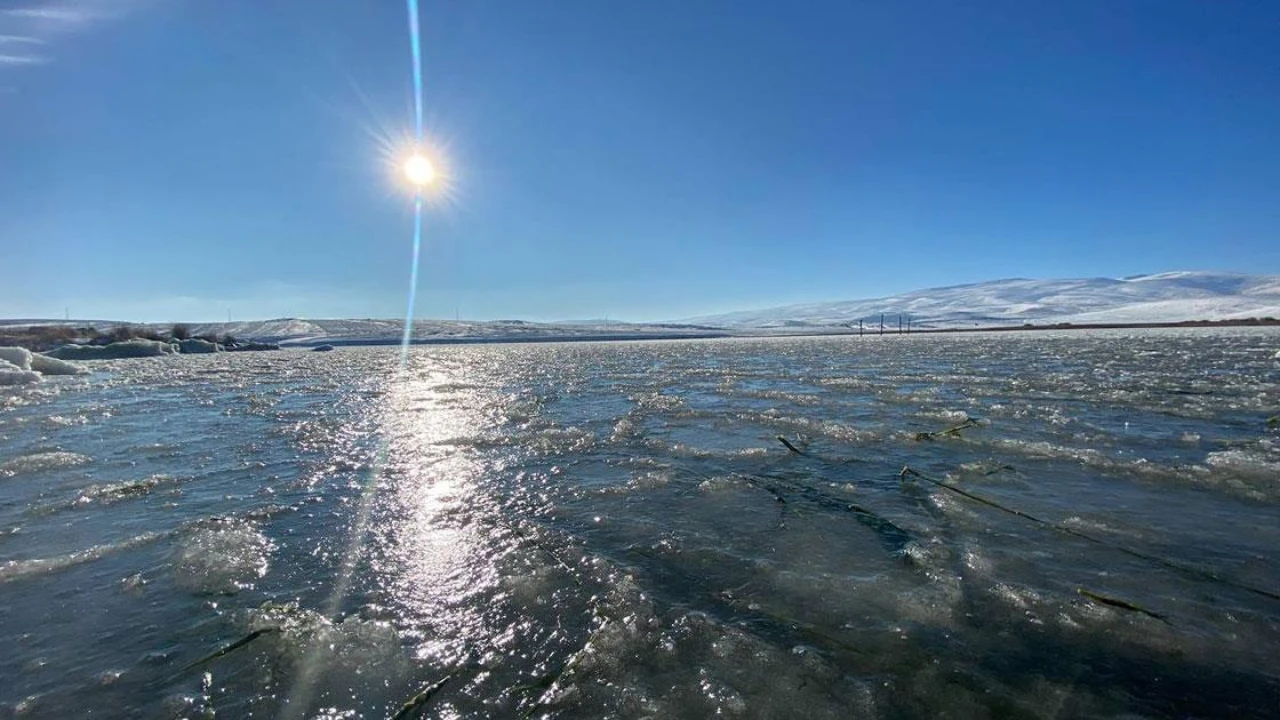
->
[408, 0, 424, 141]
[400, 194, 423, 364]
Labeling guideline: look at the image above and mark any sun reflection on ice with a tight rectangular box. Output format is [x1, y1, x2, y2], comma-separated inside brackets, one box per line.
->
[369, 362, 506, 666]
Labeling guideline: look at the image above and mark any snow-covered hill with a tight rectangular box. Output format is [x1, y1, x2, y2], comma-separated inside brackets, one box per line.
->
[687, 272, 1280, 329]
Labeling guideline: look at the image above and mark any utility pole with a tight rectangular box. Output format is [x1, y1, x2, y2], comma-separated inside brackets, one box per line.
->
[858, 319, 863, 336]
[898, 314, 902, 334]
[880, 313, 884, 335]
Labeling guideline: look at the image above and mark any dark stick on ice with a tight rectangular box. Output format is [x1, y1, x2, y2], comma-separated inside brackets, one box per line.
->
[981, 463, 1017, 476]
[390, 674, 452, 720]
[738, 474, 787, 504]
[899, 466, 1280, 602]
[1077, 588, 1172, 625]
[180, 626, 280, 673]
[913, 417, 980, 441]
[776, 435, 805, 455]
[739, 472, 912, 552]
[736, 474, 790, 527]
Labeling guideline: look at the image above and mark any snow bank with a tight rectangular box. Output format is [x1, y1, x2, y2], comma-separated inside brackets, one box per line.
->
[46, 339, 177, 360]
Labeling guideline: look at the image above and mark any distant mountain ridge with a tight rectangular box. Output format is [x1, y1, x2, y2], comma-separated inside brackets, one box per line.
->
[686, 272, 1280, 329]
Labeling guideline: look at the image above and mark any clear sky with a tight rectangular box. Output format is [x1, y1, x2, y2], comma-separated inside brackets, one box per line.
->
[2, 0, 1278, 323]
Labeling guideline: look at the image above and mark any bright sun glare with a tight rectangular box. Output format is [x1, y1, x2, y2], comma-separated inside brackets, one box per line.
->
[403, 154, 436, 186]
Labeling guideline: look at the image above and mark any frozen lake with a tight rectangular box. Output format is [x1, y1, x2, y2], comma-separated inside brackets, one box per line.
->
[2, 328, 1278, 718]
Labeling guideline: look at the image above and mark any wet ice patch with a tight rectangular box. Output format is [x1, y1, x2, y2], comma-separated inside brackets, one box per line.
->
[921, 408, 973, 423]
[542, 604, 879, 719]
[172, 519, 273, 594]
[0, 532, 165, 584]
[633, 392, 686, 412]
[232, 601, 414, 709]
[0, 451, 92, 477]
[1196, 446, 1280, 500]
[597, 469, 672, 496]
[524, 426, 596, 455]
[696, 474, 740, 493]
[78, 475, 176, 504]
[1204, 447, 1280, 479]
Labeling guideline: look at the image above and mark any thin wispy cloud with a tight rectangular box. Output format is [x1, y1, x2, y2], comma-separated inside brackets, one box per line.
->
[0, 54, 48, 65]
[0, 34, 46, 44]
[0, 0, 145, 81]
[3, 7, 93, 23]
[0, 30, 47, 65]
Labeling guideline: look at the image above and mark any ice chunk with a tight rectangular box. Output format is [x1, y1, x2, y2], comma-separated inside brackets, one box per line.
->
[28, 352, 87, 376]
[0, 357, 41, 385]
[0, 346, 33, 370]
[0, 346, 88, 379]
[46, 339, 178, 360]
[177, 338, 221, 354]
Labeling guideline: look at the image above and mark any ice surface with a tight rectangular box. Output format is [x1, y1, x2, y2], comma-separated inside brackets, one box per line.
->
[2, 332, 1279, 717]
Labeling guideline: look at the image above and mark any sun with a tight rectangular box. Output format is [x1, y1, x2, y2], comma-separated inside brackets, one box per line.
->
[403, 154, 436, 187]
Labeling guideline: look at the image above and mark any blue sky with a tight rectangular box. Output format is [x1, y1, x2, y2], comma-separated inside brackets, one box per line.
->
[2, 0, 1277, 322]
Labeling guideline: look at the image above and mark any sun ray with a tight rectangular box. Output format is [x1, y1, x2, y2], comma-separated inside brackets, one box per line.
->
[283, 1, 437, 717]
